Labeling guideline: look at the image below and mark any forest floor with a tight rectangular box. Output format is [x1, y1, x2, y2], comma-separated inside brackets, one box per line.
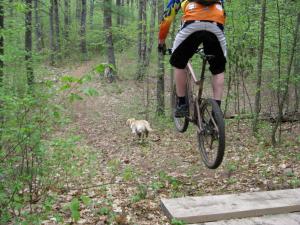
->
[41, 60, 300, 225]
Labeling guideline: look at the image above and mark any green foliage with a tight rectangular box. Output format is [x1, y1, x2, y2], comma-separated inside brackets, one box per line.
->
[94, 63, 116, 74]
[0, 0, 299, 223]
[296, 153, 300, 161]
[0, 62, 99, 223]
[0, 83, 60, 221]
[98, 206, 110, 215]
[131, 184, 148, 203]
[122, 165, 136, 181]
[112, 23, 137, 51]
[227, 177, 238, 185]
[226, 162, 238, 173]
[150, 181, 165, 192]
[289, 177, 300, 188]
[108, 159, 121, 176]
[59, 73, 100, 102]
[171, 218, 186, 225]
[158, 171, 182, 191]
[81, 195, 92, 206]
[70, 198, 80, 222]
[43, 196, 55, 213]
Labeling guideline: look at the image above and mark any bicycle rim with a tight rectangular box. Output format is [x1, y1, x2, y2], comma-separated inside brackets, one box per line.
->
[196, 98, 225, 169]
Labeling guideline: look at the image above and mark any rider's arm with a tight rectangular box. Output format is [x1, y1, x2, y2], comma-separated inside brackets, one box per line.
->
[158, 0, 183, 43]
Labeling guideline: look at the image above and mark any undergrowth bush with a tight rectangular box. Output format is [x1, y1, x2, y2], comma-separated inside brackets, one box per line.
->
[0, 69, 100, 223]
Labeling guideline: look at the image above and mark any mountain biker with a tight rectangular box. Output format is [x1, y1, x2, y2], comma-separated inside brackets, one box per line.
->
[158, 0, 226, 117]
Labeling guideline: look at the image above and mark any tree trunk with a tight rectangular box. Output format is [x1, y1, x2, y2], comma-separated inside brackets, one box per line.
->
[116, 0, 122, 26]
[64, 0, 70, 43]
[272, 0, 283, 143]
[170, 20, 176, 118]
[294, 14, 300, 112]
[0, 0, 3, 86]
[0, 0, 3, 151]
[271, 12, 300, 146]
[76, 0, 81, 21]
[9, 0, 13, 17]
[136, 0, 147, 80]
[103, 0, 116, 82]
[252, 0, 266, 133]
[25, 0, 34, 86]
[49, 0, 55, 65]
[89, 0, 94, 29]
[121, 0, 125, 25]
[137, 0, 142, 60]
[145, 0, 156, 68]
[53, 0, 60, 54]
[80, 0, 88, 59]
[141, 0, 147, 73]
[156, 0, 165, 116]
[33, 0, 44, 51]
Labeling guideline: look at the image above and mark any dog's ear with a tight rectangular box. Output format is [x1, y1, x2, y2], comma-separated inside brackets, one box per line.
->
[126, 118, 134, 126]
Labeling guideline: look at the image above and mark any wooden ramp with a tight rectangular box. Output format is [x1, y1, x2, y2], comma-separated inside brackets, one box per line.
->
[192, 213, 300, 225]
[161, 189, 300, 224]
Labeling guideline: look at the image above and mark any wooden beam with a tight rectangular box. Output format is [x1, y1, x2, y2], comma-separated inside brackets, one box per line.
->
[191, 213, 300, 225]
[161, 189, 300, 224]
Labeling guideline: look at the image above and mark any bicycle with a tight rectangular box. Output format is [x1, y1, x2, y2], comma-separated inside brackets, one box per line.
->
[168, 48, 225, 169]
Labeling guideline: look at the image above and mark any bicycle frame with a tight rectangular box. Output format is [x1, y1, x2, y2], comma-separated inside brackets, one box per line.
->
[169, 47, 225, 169]
[186, 56, 208, 132]
[187, 57, 207, 100]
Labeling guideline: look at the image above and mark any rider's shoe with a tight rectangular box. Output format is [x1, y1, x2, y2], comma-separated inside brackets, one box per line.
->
[174, 103, 188, 118]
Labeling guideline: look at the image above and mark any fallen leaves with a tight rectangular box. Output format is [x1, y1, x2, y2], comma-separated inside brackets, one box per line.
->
[38, 70, 300, 225]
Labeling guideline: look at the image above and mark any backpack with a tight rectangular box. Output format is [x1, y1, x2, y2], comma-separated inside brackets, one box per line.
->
[188, 0, 221, 6]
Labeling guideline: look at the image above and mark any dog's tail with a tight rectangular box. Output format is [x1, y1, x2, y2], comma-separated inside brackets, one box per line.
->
[145, 122, 153, 132]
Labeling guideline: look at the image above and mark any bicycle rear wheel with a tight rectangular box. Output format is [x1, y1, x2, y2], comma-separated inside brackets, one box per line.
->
[196, 98, 225, 169]
[172, 84, 189, 133]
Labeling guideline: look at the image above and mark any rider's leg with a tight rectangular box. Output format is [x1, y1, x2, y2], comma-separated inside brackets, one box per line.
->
[174, 67, 188, 117]
[175, 68, 187, 98]
[212, 72, 224, 107]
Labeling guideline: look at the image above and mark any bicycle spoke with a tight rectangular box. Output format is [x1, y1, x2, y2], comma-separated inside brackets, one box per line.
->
[197, 99, 225, 169]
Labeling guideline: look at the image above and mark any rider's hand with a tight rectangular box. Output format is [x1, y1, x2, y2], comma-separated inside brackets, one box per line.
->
[158, 43, 166, 55]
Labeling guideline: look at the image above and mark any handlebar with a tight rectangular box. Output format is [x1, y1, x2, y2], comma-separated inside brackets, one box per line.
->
[195, 48, 215, 60]
[163, 47, 214, 61]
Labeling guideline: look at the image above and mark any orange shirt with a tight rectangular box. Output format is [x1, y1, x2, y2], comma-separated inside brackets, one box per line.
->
[182, 2, 225, 25]
[158, 0, 226, 41]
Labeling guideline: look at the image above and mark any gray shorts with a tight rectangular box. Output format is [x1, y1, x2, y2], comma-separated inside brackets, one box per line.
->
[170, 21, 227, 74]
[172, 21, 227, 57]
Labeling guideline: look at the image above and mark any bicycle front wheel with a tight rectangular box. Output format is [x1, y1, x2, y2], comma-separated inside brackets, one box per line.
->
[196, 98, 225, 169]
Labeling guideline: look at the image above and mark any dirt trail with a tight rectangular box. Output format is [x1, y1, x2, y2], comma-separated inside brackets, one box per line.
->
[70, 60, 97, 78]
[54, 60, 300, 225]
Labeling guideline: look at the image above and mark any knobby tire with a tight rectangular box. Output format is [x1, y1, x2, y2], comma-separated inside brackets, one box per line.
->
[197, 98, 225, 169]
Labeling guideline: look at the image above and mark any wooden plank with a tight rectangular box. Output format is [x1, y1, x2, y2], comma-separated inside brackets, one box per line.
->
[192, 213, 300, 225]
[161, 189, 300, 224]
